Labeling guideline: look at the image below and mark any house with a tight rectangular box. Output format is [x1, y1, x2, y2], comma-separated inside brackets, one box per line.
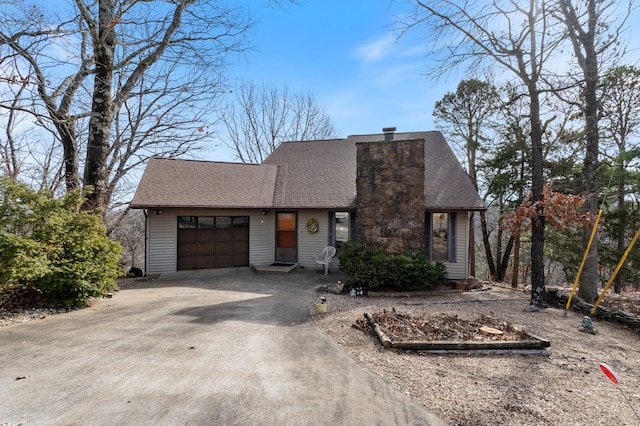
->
[130, 129, 485, 279]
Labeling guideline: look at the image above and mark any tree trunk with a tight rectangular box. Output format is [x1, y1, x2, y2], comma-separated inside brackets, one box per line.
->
[528, 86, 546, 308]
[497, 235, 515, 282]
[83, 0, 116, 210]
[57, 117, 80, 192]
[511, 236, 521, 288]
[558, 0, 600, 302]
[614, 169, 626, 293]
[480, 210, 497, 280]
[576, 14, 600, 302]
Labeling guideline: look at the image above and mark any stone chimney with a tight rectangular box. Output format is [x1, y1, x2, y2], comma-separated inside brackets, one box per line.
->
[355, 135, 425, 254]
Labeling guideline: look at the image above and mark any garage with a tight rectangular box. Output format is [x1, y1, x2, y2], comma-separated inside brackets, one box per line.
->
[177, 216, 249, 270]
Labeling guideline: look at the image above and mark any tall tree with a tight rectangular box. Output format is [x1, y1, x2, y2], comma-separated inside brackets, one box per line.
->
[599, 65, 640, 291]
[399, 0, 563, 308]
[433, 78, 498, 278]
[219, 80, 339, 163]
[480, 84, 531, 284]
[0, 0, 253, 208]
[555, 0, 631, 301]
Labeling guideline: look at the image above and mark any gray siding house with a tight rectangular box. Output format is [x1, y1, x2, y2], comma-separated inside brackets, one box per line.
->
[130, 130, 485, 279]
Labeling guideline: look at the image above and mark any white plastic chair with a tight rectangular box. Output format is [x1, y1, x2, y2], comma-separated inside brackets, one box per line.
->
[313, 246, 336, 275]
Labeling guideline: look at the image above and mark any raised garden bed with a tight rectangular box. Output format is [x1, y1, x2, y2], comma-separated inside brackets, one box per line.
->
[355, 311, 550, 353]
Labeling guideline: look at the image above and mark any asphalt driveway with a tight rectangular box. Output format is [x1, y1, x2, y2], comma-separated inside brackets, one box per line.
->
[0, 268, 445, 425]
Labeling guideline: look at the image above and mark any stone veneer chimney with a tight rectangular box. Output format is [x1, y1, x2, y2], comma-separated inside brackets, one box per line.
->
[355, 136, 426, 254]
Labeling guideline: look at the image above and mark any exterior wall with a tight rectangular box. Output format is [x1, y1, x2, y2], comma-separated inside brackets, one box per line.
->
[147, 212, 178, 275]
[296, 210, 331, 270]
[440, 211, 469, 280]
[145, 208, 469, 278]
[355, 139, 426, 254]
[144, 208, 338, 275]
[145, 208, 273, 275]
[249, 211, 274, 265]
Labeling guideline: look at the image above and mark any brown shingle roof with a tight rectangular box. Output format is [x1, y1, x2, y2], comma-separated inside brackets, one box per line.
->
[130, 131, 485, 211]
[130, 158, 277, 209]
[262, 139, 357, 209]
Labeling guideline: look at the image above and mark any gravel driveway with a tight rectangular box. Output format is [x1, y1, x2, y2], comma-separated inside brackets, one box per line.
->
[0, 269, 445, 426]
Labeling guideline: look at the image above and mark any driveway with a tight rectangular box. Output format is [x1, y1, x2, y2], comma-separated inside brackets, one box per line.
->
[0, 268, 446, 425]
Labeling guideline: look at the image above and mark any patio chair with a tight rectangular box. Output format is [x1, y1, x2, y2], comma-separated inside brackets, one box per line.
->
[313, 246, 337, 275]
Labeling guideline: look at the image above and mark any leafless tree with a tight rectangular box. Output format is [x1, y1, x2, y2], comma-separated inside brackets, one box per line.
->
[219, 80, 339, 163]
[553, 0, 632, 302]
[0, 0, 253, 209]
[398, 0, 564, 308]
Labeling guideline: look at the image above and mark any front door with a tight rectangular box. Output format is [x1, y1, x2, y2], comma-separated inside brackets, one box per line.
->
[275, 212, 297, 263]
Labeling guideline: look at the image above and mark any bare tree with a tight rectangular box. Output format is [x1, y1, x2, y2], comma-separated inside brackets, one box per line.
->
[554, 0, 632, 302]
[219, 80, 339, 163]
[0, 0, 253, 209]
[398, 0, 563, 308]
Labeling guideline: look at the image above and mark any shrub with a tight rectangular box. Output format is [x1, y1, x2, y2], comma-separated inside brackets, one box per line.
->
[0, 177, 123, 307]
[337, 241, 447, 291]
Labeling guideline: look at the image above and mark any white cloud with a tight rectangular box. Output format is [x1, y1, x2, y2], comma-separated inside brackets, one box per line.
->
[355, 35, 396, 62]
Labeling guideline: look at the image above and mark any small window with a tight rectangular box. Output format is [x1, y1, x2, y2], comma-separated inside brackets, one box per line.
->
[432, 213, 449, 261]
[335, 212, 349, 242]
[428, 212, 456, 262]
[216, 216, 231, 229]
[198, 217, 214, 229]
[178, 216, 197, 229]
[330, 211, 351, 253]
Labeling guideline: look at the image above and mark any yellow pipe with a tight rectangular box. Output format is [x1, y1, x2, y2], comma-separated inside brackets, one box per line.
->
[566, 210, 602, 310]
[591, 227, 640, 315]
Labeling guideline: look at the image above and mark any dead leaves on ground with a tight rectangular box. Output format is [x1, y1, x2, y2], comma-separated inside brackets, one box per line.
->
[353, 310, 528, 342]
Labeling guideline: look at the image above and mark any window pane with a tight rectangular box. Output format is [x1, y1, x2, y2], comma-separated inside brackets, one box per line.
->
[178, 216, 197, 229]
[335, 212, 349, 242]
[277, 231, 296, 248]
[432, 212, 449, 261]
[198, 217, 214, 229]
[277, 213, 296, 231]
[233, 216, 249, 227]
[216, 216, 232, 229]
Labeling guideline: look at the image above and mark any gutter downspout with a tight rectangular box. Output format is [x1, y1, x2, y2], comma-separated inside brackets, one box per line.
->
[143, 209, 149, 277]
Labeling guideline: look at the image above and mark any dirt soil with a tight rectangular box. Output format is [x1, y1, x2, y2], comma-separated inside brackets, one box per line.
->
[312, 282, 640, 426]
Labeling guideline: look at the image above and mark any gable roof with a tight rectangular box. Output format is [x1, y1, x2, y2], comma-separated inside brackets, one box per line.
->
[130, 131, 485, 211]
[129, 158, 277, 209]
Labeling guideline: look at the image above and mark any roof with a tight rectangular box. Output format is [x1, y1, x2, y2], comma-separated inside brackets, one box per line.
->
[130, 131, 485, 211]
[129, 158, 277, 209]
[262, 139, 356, 209]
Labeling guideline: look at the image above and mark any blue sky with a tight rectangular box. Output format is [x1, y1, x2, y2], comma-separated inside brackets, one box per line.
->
[212, 1, 454, 161]
[211, 1, 640, 163]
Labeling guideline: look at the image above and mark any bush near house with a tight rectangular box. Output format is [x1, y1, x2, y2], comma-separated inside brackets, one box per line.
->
[337, 241, 447, 291]
[0, 177, 123, 307]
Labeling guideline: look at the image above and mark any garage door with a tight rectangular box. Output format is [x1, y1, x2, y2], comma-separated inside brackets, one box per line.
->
[177, 216, 249, 270]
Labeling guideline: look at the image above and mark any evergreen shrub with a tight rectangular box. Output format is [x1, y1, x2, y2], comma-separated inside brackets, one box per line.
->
[337, 241, 447, 291]
[0, 177, 123, 307]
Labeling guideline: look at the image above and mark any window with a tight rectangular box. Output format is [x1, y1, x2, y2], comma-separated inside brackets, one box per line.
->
[427, 212, 456, 262]
[330, 212, 351, 253]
